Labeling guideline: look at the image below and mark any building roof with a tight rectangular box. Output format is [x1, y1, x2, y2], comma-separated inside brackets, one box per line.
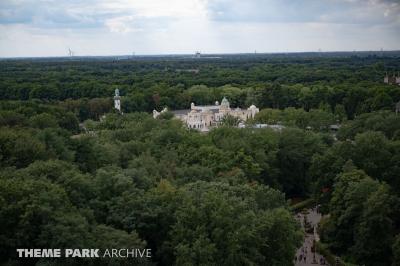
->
[172, 106, 221, 115]
[221, 97, 229, 107]
[193, 105, 219, 110]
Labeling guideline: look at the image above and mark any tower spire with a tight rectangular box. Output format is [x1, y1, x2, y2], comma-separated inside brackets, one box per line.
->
[114, 88, 121, 113]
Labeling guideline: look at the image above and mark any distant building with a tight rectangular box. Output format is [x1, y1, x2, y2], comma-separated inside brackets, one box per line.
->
[176, 69, 199, 74]
[384, 73, 400, 85]
[153, 97, 259, 132]
[238, 123, 285, 131]
[329, 124, 341, 131]
[194, 51, 201, 58]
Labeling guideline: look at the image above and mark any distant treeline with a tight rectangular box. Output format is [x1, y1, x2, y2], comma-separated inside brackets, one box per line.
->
[1, 54, 400, 120]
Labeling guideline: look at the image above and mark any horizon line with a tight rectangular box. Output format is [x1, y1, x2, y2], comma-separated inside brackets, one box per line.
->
[1, 49, 400, 59]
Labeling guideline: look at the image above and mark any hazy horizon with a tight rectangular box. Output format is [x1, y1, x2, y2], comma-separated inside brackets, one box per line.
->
[1, 0, 399, 57]
[2, 49, 400, 59]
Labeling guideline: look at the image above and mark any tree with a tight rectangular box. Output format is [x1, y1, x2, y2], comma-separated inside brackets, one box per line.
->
[352, 131, 391, 180]
[57, 111, 80, 133]
[334, 104, 347, 122]
[184, 85, 215, 105]
[87, 98, 113, 120]
[393, 234, 400, 266]
[29, 113, 59, 129]
[157, 111, 174, 120]
[277, 128, 325, 196]
[29, 85, 61, 100]
[372, 92, 393, 110]
[0, 110, 27, 127]
[221, 114, 241, 127]
[0, 176, 84, 261]
[322, 168, 399, 265]
[169, 182, 302, 266]
[0, 128, 47, 168]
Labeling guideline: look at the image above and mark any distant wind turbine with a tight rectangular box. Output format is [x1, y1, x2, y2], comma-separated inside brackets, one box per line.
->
[68, 48, 74, 57]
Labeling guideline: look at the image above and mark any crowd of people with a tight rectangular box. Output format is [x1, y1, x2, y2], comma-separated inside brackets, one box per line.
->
[294, 207, 328, 266]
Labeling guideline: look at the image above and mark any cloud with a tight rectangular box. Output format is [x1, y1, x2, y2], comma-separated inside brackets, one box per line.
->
[0, 0, 399, 57]
[0, 0, 208, 28]
[1, 0, 398, 29]
[0, 0, 115, 29]
[205, 0, 400, 25]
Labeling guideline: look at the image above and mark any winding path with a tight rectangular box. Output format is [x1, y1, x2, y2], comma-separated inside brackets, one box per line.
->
[294, 207, 329, 266]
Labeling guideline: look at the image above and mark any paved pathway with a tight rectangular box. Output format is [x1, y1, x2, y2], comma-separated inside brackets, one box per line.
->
[294, 207, 329, 266]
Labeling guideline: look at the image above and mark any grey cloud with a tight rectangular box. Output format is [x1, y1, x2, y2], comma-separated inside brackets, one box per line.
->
[0, 0, 180, 32]
[0, 0, 126, 28]
[2, 0, 398, 30]
[205, 0, 400, 26]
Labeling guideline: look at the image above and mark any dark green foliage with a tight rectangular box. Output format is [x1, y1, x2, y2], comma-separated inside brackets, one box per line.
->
[0, 109, 307, 265]
[253, 107, 336, 131]
[320, 169, 400, 265]
[169, 182, 302, 266]
[1, 54, 400, 265]
[337, 111, 400, 140]
[393, 235, 400, 266]
[0, 128, 47, 168]
[156, 111, 174, 120]
[1, 54, 400, 120]
[277, 128, 326, 196]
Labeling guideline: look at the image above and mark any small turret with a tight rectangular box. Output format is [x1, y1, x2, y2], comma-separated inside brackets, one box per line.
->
[220, 97, 230, 109]
[384, 73, 389, 84]
[247, 104, 259, 118]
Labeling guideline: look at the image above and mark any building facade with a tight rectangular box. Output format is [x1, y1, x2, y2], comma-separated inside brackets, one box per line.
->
[153, 97, 259, 131]
[384, 74, 400, 85]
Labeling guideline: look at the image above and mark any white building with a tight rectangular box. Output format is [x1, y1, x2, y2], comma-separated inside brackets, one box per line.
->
[239, 123, 285, 131]
[384, 74, 400, 85]
[114, 89, 121, 112]
[153, 97, 259, 131]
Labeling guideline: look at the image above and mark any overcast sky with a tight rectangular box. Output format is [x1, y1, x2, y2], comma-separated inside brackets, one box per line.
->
[0, 0, 399, 57]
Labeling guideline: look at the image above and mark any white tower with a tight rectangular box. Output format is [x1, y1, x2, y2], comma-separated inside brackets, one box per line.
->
[114, 89, 121, 112]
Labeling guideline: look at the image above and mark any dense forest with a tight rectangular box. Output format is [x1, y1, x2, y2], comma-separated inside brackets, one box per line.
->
[1, 52, 400, 265]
